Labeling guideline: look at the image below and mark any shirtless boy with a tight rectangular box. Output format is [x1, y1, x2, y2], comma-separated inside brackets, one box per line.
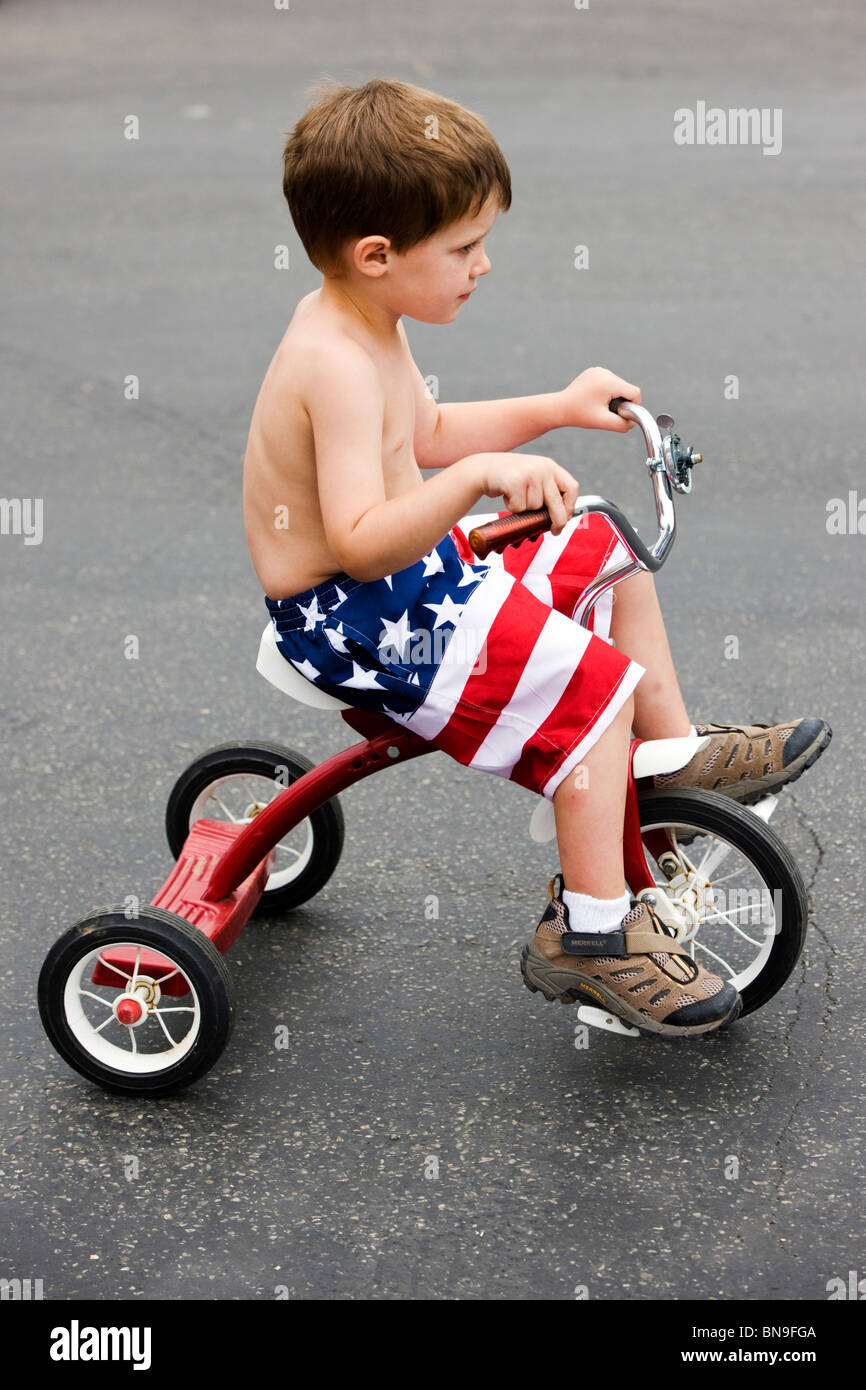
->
[243, 77, 830, 1038]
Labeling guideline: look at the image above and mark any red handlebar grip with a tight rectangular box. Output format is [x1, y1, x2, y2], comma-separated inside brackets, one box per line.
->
[468, 508, 551, 560]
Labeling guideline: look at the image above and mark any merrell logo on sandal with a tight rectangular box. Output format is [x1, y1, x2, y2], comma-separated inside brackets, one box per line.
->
[562, 933, 624, 955]
[576, 984, 606, 1004]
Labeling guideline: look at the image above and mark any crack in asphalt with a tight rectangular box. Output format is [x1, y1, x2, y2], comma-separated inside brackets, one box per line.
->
[763, 789, 836, 1238]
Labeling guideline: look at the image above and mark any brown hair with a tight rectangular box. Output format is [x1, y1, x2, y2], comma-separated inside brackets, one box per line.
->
[282, 76, 511, 277]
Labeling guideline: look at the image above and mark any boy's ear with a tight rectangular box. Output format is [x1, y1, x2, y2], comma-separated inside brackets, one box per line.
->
[353, 234, 391, 277]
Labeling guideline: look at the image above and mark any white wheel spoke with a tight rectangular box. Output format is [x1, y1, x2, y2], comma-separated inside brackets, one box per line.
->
[719, 902, 767, 918]
[240, 776, 269, 808]
[189, 768, 315, 894]
[699, 909, 769, 948]
[691, 937, 738, 978]
[700, 868, 748, 887]
[78, 989, 115, 1010]
[209, 791, 240, 821]
[273, 841, 305, 861]
[65, 941, 202, 1075]
[696, 838, 734, 878]
[152, 1009, 178, 1046]
[643, 815, 785, 996]
[155, 966, 182, 985]
[97, 954, 132, 982]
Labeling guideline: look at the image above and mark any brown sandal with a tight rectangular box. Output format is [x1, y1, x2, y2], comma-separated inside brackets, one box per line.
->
[521, 876, 742, 1037]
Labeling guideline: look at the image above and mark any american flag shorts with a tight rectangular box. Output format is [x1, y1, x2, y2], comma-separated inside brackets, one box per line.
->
[264, 510, 645, 800]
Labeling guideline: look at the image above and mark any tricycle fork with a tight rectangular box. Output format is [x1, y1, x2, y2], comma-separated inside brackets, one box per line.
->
[622, 737, 663, 895]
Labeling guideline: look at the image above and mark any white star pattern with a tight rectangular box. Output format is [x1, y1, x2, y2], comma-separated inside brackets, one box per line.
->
[421, 548, 445, 577]
[377, 610, 418, 662]
[298, 594, 326, 631]
[270, 536, 483, 712]
[290, 656, 321, 682]
[337, 662, 387, 691]
[457, 558, 485, 587]
[323, 623, 350, 654]
[381, 704, 408, 722]
[422, 592, 465, 629]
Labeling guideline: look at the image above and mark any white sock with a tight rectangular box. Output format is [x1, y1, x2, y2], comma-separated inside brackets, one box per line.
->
[688, 723, 698, 737]
[561, 887, 632, 934]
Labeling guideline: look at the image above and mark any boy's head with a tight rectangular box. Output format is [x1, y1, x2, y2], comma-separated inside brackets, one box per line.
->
[282, 77, 511, 323]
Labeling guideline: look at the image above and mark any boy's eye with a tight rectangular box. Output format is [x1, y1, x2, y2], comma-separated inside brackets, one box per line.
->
[458, 240, 479, 254]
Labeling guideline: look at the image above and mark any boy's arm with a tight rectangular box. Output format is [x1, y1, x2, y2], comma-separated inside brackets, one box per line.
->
[304, 339, 487, 583]
[418, 367, 642, 468]
[401, 322, 559, 468]
[422, 392, 567, 467]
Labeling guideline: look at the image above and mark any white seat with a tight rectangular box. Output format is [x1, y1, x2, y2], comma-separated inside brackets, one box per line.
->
[256, 622, 350, 711]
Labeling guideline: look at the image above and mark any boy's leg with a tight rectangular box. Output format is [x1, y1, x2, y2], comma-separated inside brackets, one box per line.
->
[528, 683, 742, 1035]
[527, 681, 741, 1034]
[608, 569, 691, 740]
[553, 691, 631, 898]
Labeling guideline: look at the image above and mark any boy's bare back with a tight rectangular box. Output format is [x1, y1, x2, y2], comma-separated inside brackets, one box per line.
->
[243, 289, 433, 599]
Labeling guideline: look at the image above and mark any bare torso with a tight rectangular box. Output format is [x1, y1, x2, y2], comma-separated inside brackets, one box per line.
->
[242, 289, 424, 598]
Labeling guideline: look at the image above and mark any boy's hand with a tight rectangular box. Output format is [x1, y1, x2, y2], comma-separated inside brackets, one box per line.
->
[477, 453, 579, 535]
[559, 367, 641, 432]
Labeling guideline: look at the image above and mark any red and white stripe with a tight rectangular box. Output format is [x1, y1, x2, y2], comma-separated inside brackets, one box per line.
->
[403, 511, 644, 800]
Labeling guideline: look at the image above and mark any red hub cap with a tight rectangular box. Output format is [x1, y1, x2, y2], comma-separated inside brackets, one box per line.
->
[116, 996, 143, 1025]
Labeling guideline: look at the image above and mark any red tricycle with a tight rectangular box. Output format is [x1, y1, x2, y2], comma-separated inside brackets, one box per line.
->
[38, 400, 811, 1095]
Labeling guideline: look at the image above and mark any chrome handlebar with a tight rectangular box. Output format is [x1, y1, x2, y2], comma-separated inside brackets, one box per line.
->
[567, 398, 703, 629]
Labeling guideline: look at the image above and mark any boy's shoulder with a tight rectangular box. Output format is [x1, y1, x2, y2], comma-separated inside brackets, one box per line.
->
[274, 290, 392, 404]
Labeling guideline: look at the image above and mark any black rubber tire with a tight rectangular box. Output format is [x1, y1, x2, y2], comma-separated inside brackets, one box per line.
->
[165, 742, 345, 915]
[37, 907, 235, 1097]
[638, 787, 809, 1017]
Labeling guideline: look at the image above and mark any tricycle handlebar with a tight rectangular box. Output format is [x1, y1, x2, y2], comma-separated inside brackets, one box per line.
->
[467, 396, 703, 628]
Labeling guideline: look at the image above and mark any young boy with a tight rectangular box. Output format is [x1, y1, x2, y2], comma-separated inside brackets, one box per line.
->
[243, 77, 830, 1038]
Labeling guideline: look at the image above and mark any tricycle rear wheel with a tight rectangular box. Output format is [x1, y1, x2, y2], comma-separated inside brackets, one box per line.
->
[165, 742, 344, 915]
[38, 907, 235, 1096]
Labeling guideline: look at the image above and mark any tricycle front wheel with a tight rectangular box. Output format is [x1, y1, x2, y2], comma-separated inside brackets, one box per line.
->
[639, 788, 809, 1017]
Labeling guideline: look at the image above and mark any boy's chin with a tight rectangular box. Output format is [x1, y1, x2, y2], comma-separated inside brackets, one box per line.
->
[405, 301, 465, 324]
